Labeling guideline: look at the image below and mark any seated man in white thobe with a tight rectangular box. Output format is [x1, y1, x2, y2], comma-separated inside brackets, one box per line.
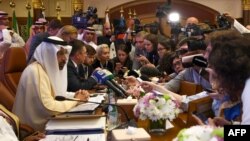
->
[12, 36, 90, 131]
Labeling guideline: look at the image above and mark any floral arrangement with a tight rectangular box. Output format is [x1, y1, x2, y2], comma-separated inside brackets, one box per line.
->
[133, 92, 181, 121]
[173, 125, 224, 141]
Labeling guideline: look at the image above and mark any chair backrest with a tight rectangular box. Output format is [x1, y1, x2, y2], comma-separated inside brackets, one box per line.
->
[0, 82, 15, 111]
[0, 47, 27, 96]
[186, 96, 213, 127]
[179, 81, 203, 96]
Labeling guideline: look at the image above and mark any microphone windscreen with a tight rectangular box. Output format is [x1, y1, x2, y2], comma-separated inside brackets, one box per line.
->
[92, 69, 114, 84]
[55, 96, 66, 101]
[192, 56, 208, 68]
[127, 70, 140, 78]
[140, 66, 161, 78]
[140, 75, 150, 81]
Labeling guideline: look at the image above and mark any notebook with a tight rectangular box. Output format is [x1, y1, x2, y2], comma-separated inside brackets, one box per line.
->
[46, 117, 106, 135]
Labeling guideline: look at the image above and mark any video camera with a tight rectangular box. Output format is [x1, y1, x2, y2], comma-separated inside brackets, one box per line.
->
[86, 6, 98, 19]
[181, 24, 207, 51]
[72, 6, 98, 29]
[216, 14, 231, 29]
[72, 10, 87, 29]
[183, 24, 203, 37]
[133, 18, 143, 34]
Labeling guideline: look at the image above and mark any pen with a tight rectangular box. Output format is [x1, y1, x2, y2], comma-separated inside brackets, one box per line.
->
[73, 136, 78, 141]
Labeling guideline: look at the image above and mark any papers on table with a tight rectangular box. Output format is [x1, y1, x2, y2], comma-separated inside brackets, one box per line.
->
[45, 117, 106, 134]
[40, 133, 106, 141]
[67, 95, 105, 113]
[181, 91, 209, 111]
[112, 128, 151, 141]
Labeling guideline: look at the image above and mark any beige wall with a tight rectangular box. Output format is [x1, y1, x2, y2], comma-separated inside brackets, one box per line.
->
[0, 0, 242, 18]
[0, 0, 72, 17]
[84, 0, 242, 18]
[189, 0, 242, 17]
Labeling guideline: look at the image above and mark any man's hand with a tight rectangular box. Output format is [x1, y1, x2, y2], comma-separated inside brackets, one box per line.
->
[136, 55, 149, 65]
[124, 76, 139, 88]
[74, 90, 89, 101]
[23, 131, 45, 141]
[207, 92, 224, 100]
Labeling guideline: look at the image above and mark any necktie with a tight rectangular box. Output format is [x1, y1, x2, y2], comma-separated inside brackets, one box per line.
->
[76, 66, 79, 74]
[84, 66, 88, 79]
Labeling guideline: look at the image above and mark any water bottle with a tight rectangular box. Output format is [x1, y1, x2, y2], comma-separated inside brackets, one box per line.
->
[107, 89, 119, 130]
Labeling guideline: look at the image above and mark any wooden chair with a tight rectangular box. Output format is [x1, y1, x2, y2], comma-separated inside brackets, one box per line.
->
[0, 81, 15, 111]
[0, 47, 27, 96]
[179, 81, 203, 96]
[186, 96, 214, 127]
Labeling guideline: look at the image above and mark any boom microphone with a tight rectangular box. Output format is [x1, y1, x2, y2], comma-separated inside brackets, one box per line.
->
[55, 96, 137, 128]
[105, 80, 127, 98]
[92, 69, 127, 98]
[110, 79, 127, 94]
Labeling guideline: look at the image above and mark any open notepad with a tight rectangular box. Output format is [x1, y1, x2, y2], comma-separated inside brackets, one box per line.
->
[66, 94, 105, 113]
[45, 117, 106, 134]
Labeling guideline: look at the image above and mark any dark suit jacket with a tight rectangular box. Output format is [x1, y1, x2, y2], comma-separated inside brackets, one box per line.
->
[78, 64, 94, 79]
[67, 59, 97, 92]
[92, 59, 114, 73]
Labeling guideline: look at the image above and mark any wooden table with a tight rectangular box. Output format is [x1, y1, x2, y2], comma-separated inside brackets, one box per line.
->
[118, 101, 188, 141]
[137, 118, 187, 141]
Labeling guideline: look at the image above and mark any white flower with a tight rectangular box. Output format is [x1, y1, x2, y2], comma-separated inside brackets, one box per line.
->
[133, 92, 180, 121]
[174, 126, 223, 141]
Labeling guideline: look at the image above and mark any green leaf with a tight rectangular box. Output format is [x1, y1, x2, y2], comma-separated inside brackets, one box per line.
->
[164, 94, 170, 101]
[177, 128, 187, 141]
[212, 128, 224, 138]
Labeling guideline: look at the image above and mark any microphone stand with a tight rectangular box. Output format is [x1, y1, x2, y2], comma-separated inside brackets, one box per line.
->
[56, 96, 137, 129]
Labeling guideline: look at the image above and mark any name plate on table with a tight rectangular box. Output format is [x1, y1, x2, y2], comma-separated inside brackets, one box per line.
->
[117, 98, 138, 105]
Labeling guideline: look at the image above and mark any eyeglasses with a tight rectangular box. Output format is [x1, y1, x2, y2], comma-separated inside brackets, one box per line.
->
[157, 48, 166, 51]
[172, 61, 182, 67]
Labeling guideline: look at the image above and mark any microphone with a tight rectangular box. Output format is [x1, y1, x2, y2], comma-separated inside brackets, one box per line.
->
[55, 96, 137, 128]
[92, 69, 127, 98]
[192, 56, 208, 68]
[105, 80, 127, 98]
[110, 79, 127, 94]
[127, 70, 140, 78]
[181, 54, 204, 68]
